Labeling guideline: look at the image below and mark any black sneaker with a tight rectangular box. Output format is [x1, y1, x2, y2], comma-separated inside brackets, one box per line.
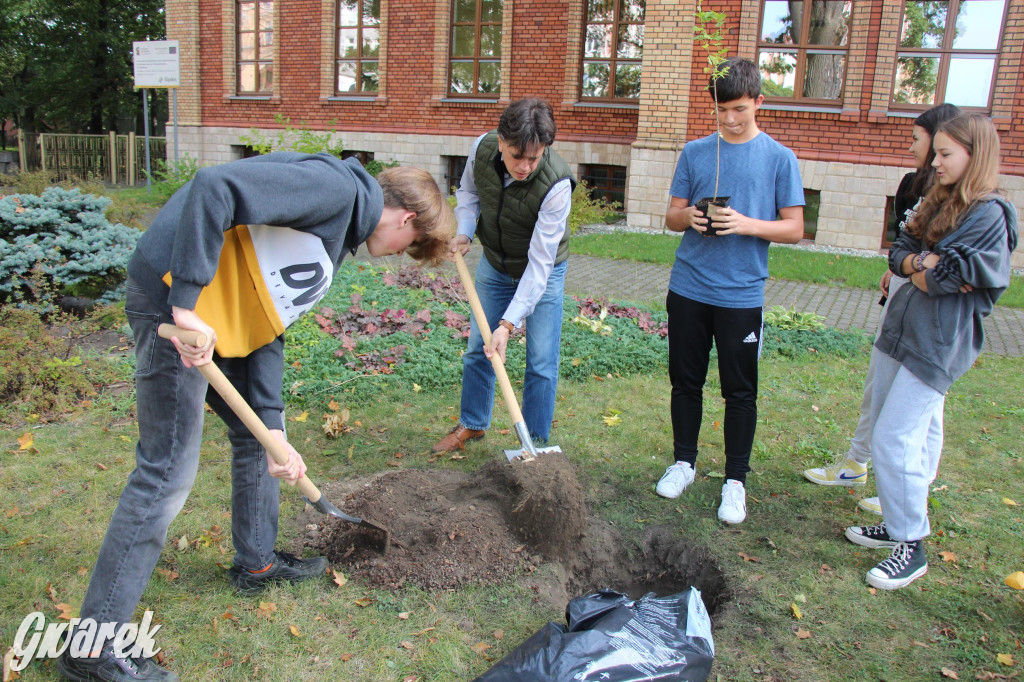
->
[228, 551, 329, 595]
[845, 522, 898, 549]
[57, 645, 177, 681]
[866, 540, 928, 590]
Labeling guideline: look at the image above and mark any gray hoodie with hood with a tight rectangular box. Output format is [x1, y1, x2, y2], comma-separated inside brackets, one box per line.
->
[127, 151, 383, 428]
[876, 194, 1018, 393]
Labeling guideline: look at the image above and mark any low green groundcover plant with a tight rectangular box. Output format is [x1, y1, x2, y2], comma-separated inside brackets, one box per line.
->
[0, 187, 140, 306]
[282, 262, 870, 407]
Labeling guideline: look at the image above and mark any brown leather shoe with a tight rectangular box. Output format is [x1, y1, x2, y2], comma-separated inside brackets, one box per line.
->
[432, 425, 485, 453]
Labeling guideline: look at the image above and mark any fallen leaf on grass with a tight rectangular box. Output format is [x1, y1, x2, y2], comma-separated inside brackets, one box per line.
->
[795, 628, 811, 639]
[45, 582, 58, 602]
[399, 641, 415, 650]
[1004, 571, 1024, 589]
[176, 535, 188, 552]
[332, 568, 347, 589]
[403, 677, 419, 682]
[939, 551, 957, 562]
[77, 567, 88, 577]
[288, 625, 302, 637]
[738, 552, 761, 563]
[95, 462, 108, 471]
[398, 612, 410, 620]
[941, 667, 960, 679]
[328, 399, 340, 411]
[340, 653, 353, 662]
[291, 411, 309, 423]
[4, 645, 22, 681]
[354, 598, 374, 608]
[494, 629, 504, 640]
[17, 433, 35, 451]
[868, 587, 877, 595]
[997, 653, 1015, 666]
[602, 409, 622, 427]
[256, 602, 277, 619]
[471, 642, 492, 657]
[1003, 498, 1017, 507]
[413, 383, 422, 393]
[791, 603, 803, 620]
[155, 568, 179, 581]
[3, 507, 17, 518]
[55, 603, 76, 620]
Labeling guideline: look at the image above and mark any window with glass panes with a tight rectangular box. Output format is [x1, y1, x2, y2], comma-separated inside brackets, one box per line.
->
[580, 164, 626, 206]
[237, 1, 274, 94]
[444, 156, 468, 195]
[336, 0, 380, 95]
[581, 0, 644, 100]
[891, 0, 1005, 110]
[449, 0, 502, 97]
[757, 1, 851, 103]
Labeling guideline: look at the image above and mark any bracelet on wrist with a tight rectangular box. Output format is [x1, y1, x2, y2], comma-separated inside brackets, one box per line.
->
[913, 250, 932, 272]
[498, 319, 515, 333]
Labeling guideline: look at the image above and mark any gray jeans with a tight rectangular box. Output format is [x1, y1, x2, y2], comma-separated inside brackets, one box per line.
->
[79, 281, 281, 629]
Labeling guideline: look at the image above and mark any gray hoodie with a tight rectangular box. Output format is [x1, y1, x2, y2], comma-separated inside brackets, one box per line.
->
[127, 151, 384, 428]
[876, 195, 1018, 393]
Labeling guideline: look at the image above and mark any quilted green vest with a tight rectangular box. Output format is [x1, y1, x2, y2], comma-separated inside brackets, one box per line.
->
[473, 132, 574, 278]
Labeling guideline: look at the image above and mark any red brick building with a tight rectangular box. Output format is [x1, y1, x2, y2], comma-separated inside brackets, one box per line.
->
[167, 0, 1024, 265]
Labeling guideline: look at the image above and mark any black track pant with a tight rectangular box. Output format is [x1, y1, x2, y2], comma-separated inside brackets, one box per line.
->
[667, 290, 763, 484]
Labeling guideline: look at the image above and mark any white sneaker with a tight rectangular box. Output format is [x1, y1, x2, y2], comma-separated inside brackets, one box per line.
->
[655, 461, 695, 499]
[803, 455, 868, 486]
[858, 496, 882, 515]
[718, 480, 747, 524]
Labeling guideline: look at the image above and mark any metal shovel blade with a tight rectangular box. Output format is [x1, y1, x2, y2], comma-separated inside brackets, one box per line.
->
[304, 494, 392, 552]
[504, 446, 563, 462]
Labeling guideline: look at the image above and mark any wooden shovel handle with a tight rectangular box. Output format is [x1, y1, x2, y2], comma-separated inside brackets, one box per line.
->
[157, 323, 325, 503]
[453, 253, 527, 427]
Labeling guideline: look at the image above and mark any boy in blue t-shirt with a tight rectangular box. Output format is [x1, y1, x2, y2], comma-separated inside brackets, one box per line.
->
[655, 57, 805, 525]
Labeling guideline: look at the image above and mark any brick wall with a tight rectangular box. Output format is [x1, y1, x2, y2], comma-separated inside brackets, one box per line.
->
[173, 0, 1024, 265]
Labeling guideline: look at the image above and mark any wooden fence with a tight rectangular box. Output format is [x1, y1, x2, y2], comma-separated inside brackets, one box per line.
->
[17, 131, 166, 185]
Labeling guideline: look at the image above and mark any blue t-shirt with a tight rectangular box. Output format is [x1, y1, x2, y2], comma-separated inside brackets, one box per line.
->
[669, 132, 804, 308]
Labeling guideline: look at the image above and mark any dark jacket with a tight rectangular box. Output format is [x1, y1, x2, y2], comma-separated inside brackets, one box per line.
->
[473, 132, 574, 278]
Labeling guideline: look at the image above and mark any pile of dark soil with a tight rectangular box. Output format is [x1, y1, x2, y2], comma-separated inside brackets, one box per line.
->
[302, 452, 728, 615]
[306, 452, 586, 591]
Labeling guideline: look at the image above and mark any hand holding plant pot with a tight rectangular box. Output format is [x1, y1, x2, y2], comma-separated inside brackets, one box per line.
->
[694, 196, 732, 236]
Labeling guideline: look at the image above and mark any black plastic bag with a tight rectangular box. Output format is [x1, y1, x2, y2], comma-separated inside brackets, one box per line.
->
[474, 587, 714, 682]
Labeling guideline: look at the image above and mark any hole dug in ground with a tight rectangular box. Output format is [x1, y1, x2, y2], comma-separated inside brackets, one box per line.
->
[302, 452, 729, 617]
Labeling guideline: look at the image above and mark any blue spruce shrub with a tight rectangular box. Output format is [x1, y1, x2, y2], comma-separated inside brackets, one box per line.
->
[0, 188, 140, 306]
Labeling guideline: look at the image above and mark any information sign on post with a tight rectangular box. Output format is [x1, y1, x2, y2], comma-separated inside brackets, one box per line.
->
[132, 40, 180, 88]
[132, 40, 181, 189]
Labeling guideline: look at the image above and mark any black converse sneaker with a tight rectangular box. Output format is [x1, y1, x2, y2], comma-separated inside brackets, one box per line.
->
[866, 540, 928, 590]
[845, 522, 898, 549]
[229, 551, 329, 595]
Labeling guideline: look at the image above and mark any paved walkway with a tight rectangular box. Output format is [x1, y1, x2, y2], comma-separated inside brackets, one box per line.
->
[358, 250, 1024, 357]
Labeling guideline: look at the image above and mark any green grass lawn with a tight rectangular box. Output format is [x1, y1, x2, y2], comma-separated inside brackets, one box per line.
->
[2, 341, 1023, 679]
[571, 231, 1024, 309]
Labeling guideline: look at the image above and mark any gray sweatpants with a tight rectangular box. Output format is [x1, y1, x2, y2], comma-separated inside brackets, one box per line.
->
[847, 275, 943, 471]
[867, 349, 945, 542]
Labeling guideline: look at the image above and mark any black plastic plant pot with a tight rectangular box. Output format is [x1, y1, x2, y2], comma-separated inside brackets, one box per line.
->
[694, 196, 731, 236]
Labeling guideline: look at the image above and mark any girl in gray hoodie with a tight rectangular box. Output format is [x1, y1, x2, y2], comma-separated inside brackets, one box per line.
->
[843, 114, 1018, 590]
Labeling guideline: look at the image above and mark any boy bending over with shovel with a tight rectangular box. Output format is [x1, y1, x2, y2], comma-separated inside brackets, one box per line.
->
[60, 152, 454, 682]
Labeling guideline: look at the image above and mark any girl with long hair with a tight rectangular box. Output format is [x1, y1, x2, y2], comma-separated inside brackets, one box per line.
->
[803, 103, 961, 514]
[843, 114, 1018, 589]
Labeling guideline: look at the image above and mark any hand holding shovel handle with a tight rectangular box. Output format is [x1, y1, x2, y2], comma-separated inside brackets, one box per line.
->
[156, 324, 392, 547]
[453, 252, 540, 462]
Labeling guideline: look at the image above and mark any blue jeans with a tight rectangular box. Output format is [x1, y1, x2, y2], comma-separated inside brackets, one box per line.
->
[79, 282, 281, 629]
[459, 257, 567, 442]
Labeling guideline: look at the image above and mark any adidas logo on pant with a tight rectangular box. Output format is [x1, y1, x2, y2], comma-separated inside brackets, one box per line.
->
[742, 332, 758, 343]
